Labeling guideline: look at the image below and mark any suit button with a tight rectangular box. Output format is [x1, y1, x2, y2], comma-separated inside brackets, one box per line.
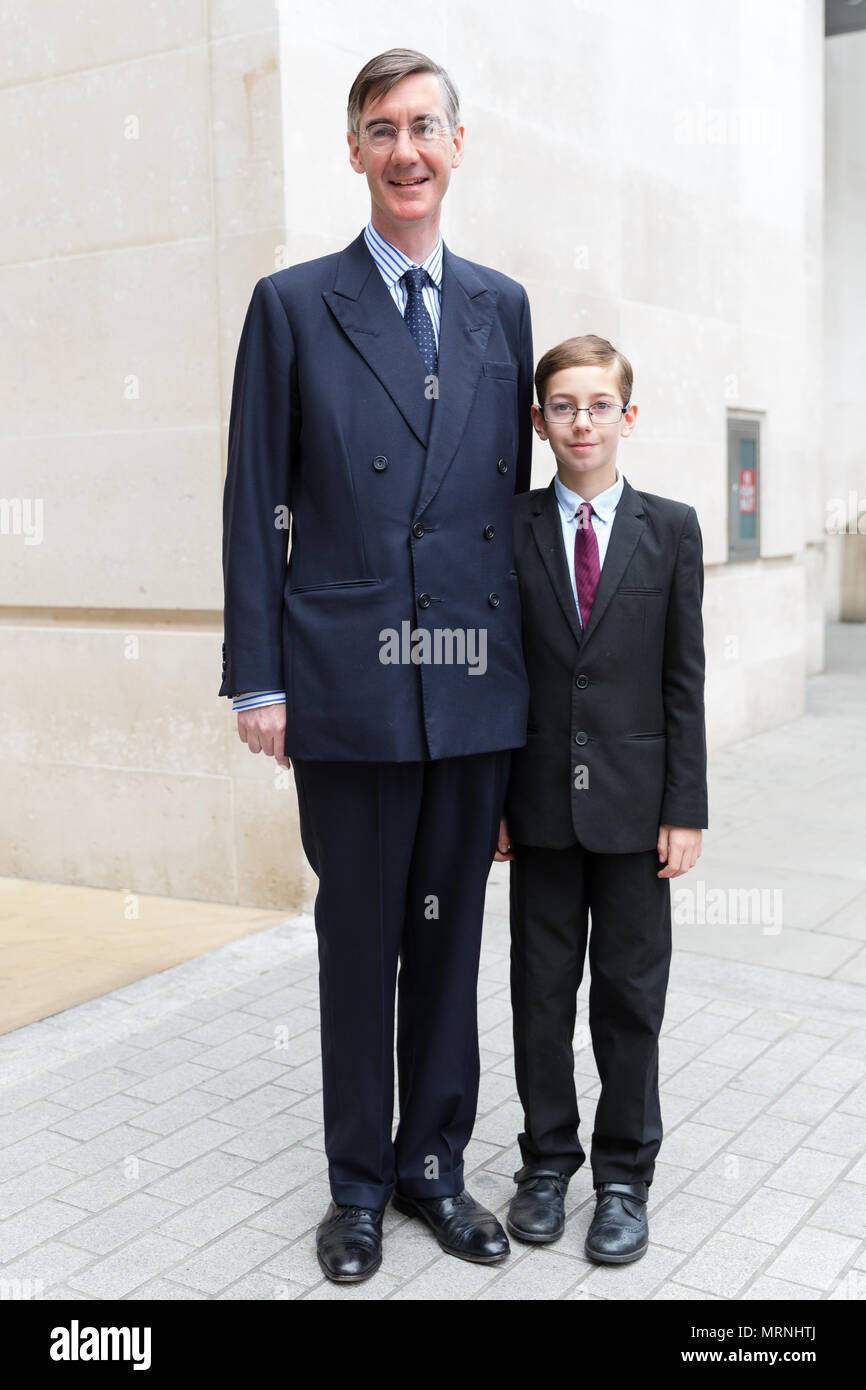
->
[418, 593, 432, 609]
[575, 674, 589, 689]
[497, 458, 509, 474]
[372, 455, 388, 471]
[412, 522, 425, 538]
[483, 524, 496, 540]
[574, 731, 588, 745]
[488, 592, 500, 608]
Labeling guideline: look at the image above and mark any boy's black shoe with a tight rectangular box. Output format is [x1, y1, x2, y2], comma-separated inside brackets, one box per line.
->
[316, 1201, 383, 1282]
[584, 1181, 649, 1264]
[507, 1170, 570, 1244]
[392, 1189, 509, 1262]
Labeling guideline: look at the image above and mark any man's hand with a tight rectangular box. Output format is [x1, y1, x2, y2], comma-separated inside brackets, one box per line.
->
[237, 704, 290, 769]
[657, 825, 701, 878]
[493, 815, 515, 862]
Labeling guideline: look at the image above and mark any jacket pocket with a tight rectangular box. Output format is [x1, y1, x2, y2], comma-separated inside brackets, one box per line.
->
[618, 586, 663, 596]
[288, 578, 383, 595]
[483, 360, 518, 380]
[626, 732, 666, 740]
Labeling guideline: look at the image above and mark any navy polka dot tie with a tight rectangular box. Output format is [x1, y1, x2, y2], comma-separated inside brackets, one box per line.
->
[401, 266, 438, 377]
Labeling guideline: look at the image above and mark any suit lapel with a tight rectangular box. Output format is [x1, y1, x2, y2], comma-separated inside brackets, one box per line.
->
[414, 243, 499, 514]
[530, 476, 647, 652]
[321, 232, 499, 515]
[322, 230, 434, 448]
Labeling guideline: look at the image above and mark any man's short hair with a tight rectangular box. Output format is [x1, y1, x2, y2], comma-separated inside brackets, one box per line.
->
[347, 48, 460, 133]
[535, 334, 634, 407]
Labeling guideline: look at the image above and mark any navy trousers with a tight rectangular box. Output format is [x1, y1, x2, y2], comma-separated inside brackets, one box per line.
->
[292, 750, 511, 1210]
[509, 840, 672, 1186]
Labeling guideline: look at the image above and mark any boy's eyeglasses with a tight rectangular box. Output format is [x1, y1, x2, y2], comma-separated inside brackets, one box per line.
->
[541, 402, 630, 426]
[358, 120, 450, 153]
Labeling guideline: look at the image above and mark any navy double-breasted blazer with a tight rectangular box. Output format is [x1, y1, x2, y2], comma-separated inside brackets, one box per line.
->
[219, 229, 534, 761]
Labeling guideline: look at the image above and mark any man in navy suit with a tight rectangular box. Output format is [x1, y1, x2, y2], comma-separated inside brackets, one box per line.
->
[220, 48, 534, 1282]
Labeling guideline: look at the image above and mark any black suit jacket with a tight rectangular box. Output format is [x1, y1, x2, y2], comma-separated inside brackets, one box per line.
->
[505, 476, 708, 852]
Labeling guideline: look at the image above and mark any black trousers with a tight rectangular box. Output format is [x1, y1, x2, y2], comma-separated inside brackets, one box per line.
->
[509, 839, 672, 1186]
[292, 750, 511, 1210]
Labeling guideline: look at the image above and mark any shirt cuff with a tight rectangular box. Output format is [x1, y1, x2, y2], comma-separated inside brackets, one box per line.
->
[232, 691, 286, 712]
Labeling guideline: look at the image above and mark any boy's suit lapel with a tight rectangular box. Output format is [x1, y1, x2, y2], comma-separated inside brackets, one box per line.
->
[322, 231, 499, 514]
[530, 476, 646, 651]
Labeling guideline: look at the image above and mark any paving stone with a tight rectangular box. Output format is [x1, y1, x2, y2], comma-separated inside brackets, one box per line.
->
[146, 1151, 256, 1204]
[675, 1232, 775, 1296]
[732, 1115, 811, 1162]
[648, 1193, 729, 1252]
[218, 1271, 306, 1299]
[61, 1192, 180, 1255]
[578, 1241, 685, 1298]
[133, 1118, 243, 1168]
[766, 1148, 850, 1199]
[67, 1232, 194, 1298]
[0, 1239, 94, 1289]
[159, 1187, 272, 1246]
[60, 1161, 171, 1212]
[0, 1163, 81, 1219]
[688, 1086, 768, 1131]
[478, 1248, 586, 1299]
[684, 1152, 773, 1205]
[0, 1199, 94, 1261]
[721, 1186, 812, 1244]
[766, 1225, 860, 1290]
[806, 1111, 866, 1158]
[51, 1094, 153, 1141]
[656, 1122, 735, 1170]
[809, 1181, 866, 1239]
[767, 1082, 841, 1125]
[741, 1275, 823, 1300]
[661, 1060, 737, 1100]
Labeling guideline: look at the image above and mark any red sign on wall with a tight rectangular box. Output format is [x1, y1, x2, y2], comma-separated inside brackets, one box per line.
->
[738, 468, 756, 514]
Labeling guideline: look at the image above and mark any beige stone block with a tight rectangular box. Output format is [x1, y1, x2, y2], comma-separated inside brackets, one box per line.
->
[0, 762, 237, 901]
[211, 1, 279, 39]
[233, 770, 315, 912]
[0, 2, 204, 86]
[619, 301, 738, 449]
[0, 429, 222, 610]
[0, 625, 228, 775]
[1, 242, 219, 438]
[0, 46, 211, 263]
[210, 30, 285, 243]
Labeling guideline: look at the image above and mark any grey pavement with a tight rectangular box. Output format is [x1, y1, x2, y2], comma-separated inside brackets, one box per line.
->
[1, 624, 865, 1301]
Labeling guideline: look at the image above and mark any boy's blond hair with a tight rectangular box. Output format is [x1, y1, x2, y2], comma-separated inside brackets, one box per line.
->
[535, 334, 633, 409]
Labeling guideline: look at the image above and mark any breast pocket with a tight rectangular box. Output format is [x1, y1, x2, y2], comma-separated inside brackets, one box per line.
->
[482, 360, 518, 380]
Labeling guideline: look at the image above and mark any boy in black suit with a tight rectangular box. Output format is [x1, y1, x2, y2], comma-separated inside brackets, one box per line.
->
[495, 334, 707, 1263]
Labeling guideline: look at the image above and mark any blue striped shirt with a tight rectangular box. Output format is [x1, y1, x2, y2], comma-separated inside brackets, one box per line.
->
[231, 220, 444, 712]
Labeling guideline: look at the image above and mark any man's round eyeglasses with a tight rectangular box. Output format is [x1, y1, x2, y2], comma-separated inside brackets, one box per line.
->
[541, 401, 630, 426]
[359, 120, 451, 153]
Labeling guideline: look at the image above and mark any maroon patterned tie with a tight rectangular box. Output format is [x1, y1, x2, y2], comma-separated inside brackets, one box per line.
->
[573, 501, 600, 629]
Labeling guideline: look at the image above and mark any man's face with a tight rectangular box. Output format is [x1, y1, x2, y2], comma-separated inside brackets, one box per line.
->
[347, 71, 464, 229]
[531, 364, 637, 485]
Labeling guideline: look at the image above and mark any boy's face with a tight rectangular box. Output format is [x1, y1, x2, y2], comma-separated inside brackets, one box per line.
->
[532, 363, 637, 495]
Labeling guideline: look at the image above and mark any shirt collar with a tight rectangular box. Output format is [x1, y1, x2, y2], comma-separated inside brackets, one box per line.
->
[555, 469, 624, 523]
[364, 219, 443, 291]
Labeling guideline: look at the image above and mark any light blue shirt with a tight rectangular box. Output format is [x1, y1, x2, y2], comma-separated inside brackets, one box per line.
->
[232, 222, 444, 711]
[554, 469, 625, 626]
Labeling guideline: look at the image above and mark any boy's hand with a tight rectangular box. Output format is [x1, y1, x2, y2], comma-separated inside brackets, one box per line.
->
[493, 816, 515, 862]
[657, 825, 702, 878]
